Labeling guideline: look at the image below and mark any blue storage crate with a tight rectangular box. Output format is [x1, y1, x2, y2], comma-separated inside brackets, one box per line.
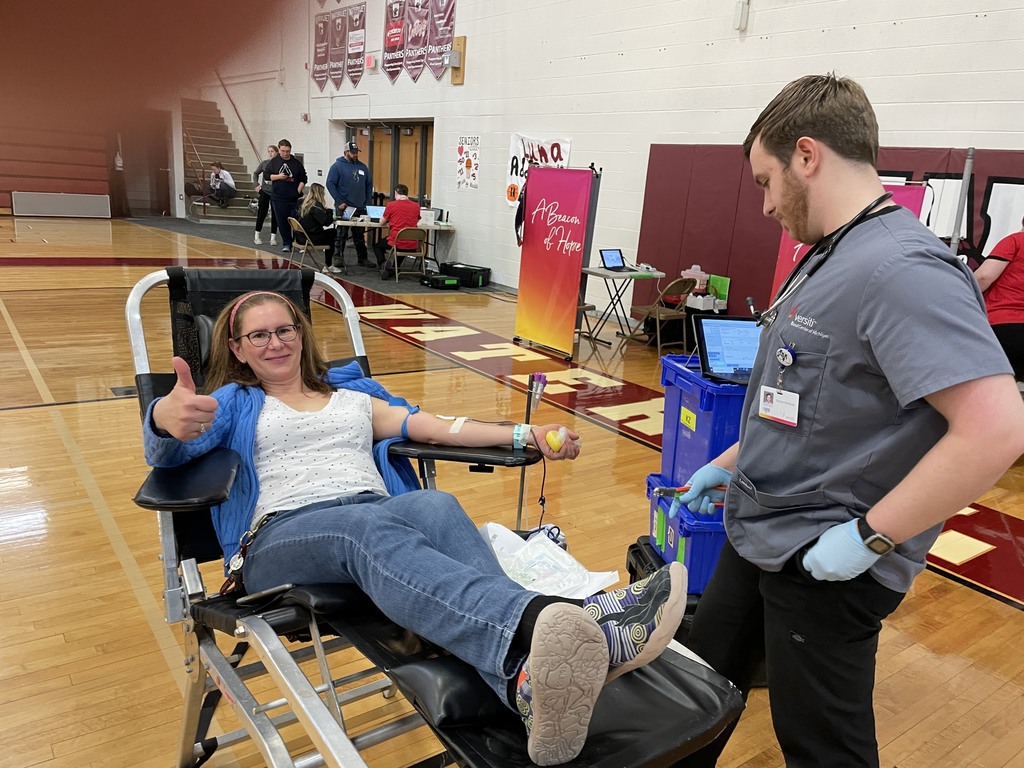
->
[660, 355, 747, 487]
[645, 473, 727, 594]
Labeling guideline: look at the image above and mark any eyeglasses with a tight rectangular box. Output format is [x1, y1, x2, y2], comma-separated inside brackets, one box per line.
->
[237, 324, 300, 347]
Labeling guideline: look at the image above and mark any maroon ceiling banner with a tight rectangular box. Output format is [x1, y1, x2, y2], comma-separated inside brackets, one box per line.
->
[402, 1, 429, 82]
[426, 0, 456, 80]
[311, 13, 330, 92]
[382, 0, 406, 83]
[345, 2, 366, 86]
[328, 8, 348, 90]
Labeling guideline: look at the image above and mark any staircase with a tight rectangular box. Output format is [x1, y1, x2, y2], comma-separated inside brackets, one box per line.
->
[181, 98, 255, 223]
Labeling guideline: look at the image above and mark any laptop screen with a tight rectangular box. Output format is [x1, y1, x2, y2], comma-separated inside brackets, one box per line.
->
[599, 248, 625, 269]
[339, 206, 356, 221]
[365, 205, 386, 220]
[692, 316, 761, 384]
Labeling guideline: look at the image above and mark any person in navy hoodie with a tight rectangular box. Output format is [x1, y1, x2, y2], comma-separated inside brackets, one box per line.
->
[327, 140, 374, 267]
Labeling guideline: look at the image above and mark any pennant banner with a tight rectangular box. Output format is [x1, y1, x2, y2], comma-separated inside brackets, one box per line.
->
[403, 1, 430, 82]
[346, 2, 367, 86]
[312, 13, 330, 92]
[382, 0, 406, 83]
[426, 0, 456, 80]
[328, 9, 348, 90]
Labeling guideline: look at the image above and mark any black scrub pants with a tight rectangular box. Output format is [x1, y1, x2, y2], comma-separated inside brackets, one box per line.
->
[676, 540, 904, 768]
[992, 323, 1024, 380]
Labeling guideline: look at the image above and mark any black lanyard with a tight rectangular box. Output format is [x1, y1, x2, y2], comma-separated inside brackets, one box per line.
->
[757, 192, 893, 327]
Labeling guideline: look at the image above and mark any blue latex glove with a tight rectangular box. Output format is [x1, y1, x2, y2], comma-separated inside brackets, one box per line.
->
[801, 519, 882, 581]
[676, 463, 732, 516]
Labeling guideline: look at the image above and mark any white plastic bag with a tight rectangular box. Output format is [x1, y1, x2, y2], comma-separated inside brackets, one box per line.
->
[480, 523, 619, 598]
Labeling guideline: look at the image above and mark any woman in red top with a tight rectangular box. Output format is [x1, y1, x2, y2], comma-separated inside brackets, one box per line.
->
[975, 215, 1024, 379]
[373, 183, 423, 274]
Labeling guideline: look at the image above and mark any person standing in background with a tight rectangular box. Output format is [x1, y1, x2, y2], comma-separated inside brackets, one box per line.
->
[264, 139, 307, 254]
[974, 215, 1024, 380]
[252, 145, 279, 246]
[327, 140, 373, 267]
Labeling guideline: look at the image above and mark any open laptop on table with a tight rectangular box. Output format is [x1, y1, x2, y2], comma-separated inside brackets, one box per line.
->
[365, 205, 386, 222]
[692, 315, 761, 385]
[599, 248, 632, 272]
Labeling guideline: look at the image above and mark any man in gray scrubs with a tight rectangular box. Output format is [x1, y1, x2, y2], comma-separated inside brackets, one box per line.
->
[675, 74, 1024, 767]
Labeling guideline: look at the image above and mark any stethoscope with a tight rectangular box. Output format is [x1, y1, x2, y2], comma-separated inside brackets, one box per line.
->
[750, 192, 894, 328]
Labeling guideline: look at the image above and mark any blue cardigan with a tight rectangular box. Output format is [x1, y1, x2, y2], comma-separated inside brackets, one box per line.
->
[144, 362, 421, 566]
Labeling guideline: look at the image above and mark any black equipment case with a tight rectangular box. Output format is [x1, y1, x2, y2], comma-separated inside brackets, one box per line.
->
[440, 262, 491, 288]
[421, 273, 461, 290]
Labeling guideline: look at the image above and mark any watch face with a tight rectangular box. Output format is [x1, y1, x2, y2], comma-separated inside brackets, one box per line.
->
[864, 534, 895, 555]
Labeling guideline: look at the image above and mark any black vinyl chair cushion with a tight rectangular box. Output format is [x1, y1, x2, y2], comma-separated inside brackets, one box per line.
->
[388, 442, 543, 468]
[133, 448, 241, 512]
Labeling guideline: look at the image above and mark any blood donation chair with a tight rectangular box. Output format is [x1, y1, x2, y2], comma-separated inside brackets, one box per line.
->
[125, 267, 744, 768]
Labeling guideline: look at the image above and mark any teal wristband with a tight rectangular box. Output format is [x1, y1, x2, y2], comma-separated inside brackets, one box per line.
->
[512, 423, 531, 450]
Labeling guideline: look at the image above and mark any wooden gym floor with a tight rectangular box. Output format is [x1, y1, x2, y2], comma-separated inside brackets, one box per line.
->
[1, 216, 1022, 768]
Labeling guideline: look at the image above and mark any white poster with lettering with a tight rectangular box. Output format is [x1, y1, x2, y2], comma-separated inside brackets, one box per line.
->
[506, 132, 572, 207]
[457, 135, 479, 190]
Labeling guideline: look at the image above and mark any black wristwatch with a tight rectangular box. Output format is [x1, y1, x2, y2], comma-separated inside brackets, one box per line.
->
[856, 517, 896, 555]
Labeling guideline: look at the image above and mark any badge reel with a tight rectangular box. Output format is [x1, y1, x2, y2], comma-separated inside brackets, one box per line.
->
[758, 343, 800, 427]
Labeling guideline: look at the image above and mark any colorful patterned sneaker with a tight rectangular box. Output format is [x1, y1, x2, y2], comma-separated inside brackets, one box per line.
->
[583, 562, 686, 682]
[516, 603, 608, 766]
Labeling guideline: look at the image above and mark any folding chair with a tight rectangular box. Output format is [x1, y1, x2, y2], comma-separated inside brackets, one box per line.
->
[125, 267, 743, 768]
[288, 216, 333, 271]
[387, 227, 429, 282]
[618, 277, 698, 357]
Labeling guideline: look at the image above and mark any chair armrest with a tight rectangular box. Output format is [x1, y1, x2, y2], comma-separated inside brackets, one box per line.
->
[133, 448, 241, 511]
[387, 441, 543, 468]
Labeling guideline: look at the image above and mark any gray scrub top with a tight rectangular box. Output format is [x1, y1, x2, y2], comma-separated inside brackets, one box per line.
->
[728, 206, 1012, 593]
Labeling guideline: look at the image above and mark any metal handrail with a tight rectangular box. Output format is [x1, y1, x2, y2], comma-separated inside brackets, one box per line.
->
[215, 69, 260, 164]
[183, 127, 208, 214]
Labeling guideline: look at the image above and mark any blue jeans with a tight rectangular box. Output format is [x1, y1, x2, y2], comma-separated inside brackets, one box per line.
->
[242, 490, 535, 702]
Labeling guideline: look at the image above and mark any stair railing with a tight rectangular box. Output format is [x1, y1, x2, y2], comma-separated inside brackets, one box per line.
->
[215, 69, 260, 165]
[182, 127, 208, 214]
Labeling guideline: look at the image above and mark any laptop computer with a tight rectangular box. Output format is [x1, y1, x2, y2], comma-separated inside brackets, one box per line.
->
[338, 206, 356, 221]
[691, 315, 761, 385]
[599, 248, 631, 272]
[365, 205, 386, 222]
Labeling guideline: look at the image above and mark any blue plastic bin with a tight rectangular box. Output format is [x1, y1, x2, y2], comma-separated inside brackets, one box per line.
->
[645, 473, 727, 594]
[660, 355, 747, 487]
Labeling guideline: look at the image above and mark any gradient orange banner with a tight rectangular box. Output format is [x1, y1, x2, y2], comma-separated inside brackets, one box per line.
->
[514, 167, 593, 356]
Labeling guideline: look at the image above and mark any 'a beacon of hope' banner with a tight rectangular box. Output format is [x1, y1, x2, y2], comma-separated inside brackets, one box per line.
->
[514, 167, 593, 356]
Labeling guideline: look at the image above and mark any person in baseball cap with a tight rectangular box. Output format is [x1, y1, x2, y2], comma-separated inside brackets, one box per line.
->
[327, 140, 374, 269]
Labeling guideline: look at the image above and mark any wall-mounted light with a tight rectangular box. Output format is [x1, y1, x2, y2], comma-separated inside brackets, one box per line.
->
[733, 0, 750, 31]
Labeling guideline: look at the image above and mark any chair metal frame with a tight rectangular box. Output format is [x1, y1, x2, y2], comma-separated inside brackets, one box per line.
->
[619, 276, 698, 357]
[125, 267, 743, 768]
[389, 227, 430, 282]
[287, 216, 334, 272]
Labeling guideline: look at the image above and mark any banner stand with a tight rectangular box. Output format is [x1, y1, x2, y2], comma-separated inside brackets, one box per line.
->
[513, 166, 602, 361]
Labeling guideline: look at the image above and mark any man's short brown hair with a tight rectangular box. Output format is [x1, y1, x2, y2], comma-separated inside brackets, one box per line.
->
[743, 73, 879, 168]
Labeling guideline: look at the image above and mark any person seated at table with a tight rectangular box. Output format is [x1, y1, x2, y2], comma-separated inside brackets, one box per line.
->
[292, 183, 337, 270]
[143, 290, 687, 766]
[373, 183, 423, 276]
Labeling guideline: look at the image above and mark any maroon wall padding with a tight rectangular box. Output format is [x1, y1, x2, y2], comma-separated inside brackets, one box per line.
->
[636, 144, 1024, 314]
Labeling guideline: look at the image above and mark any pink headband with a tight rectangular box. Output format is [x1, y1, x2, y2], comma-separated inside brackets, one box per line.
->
[229, 291, 282, 336]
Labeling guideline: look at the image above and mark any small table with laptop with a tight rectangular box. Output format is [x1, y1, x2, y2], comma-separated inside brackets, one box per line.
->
[579, 248, 666, 345]
[334, 205, 455, 266]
